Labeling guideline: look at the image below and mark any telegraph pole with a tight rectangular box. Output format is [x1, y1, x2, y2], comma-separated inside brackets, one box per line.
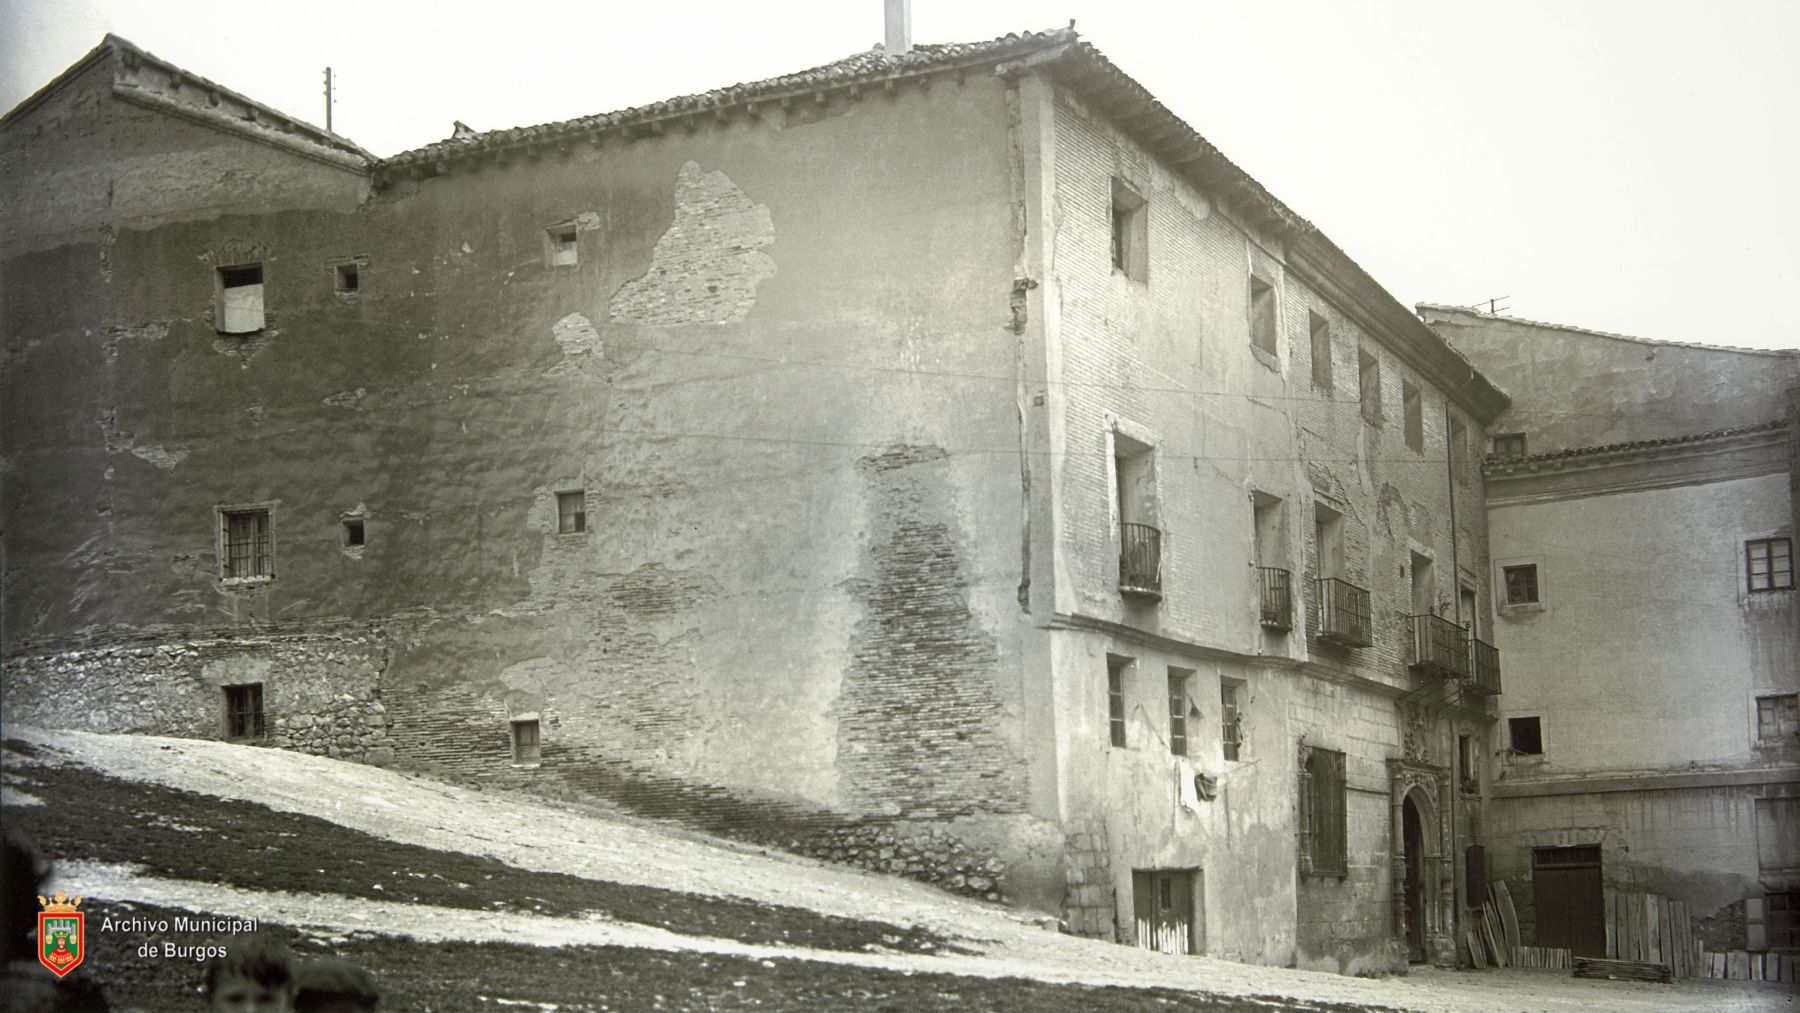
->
[323, 67, 334, 133]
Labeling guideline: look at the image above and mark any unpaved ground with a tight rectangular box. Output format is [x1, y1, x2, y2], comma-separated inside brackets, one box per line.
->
[6, 726, 1793, 1012]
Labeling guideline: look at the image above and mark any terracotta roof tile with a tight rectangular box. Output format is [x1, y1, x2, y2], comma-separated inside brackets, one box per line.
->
[1486, 418, 1788, 468]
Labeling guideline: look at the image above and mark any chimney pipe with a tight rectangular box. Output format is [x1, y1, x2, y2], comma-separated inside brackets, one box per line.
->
[884, 0, 911, 57]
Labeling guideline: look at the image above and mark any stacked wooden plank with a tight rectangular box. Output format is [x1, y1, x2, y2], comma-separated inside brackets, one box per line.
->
[1512, 945, 1571, 969]
[1704, 950, 1800, 982]
[1605, 888, 1702, 978]
[1574, 956, 1675, 983]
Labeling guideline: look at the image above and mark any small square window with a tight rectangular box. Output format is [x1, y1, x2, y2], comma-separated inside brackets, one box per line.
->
[1402, 380, 1423, 452]
[1309, 311, 1331, 389]
[1509, 716, 1542, 755]
[1249, 275, 1278, 356]
[511, 718, 541, 764]
[1747, 538, 1794, 593]
[1503, 564, 1539, 605]
[216, 263, 265, 334]
[556, 490, 586, 534]
[334, 262, 360, 292]
[219, 507, 274, 581]
[224, 683, 265, 739]
[1358, 347, 1381, 423]
[342, 517, 366, 547]
[546, 225, 579, 267]
[1492, 433, 1527, 459]
[1757, 695, 1799, 743]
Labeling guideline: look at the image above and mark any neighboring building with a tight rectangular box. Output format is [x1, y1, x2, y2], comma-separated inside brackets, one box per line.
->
[1421, 304, 1800, 959]
[2, 24, 1510, 973]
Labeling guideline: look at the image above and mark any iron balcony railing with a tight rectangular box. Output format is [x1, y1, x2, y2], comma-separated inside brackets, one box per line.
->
[1468, 637, 1502, 695]
[1409, 614, 1471, 680]
[1315, 577, 1373, 647]
[1119, 522, 1162, 598]
[1259, 567, 1293, 630]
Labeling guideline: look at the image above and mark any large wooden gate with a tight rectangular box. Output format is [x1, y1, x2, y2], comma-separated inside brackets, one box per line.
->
[1532, 845, 1605, 957]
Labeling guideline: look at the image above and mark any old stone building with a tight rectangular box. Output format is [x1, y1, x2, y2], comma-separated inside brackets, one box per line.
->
[1421, 305, 1800, 960]
[3, 24, 1511, 973]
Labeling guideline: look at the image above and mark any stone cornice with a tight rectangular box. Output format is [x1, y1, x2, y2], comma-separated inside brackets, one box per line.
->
[1491, 764, 1800, 798]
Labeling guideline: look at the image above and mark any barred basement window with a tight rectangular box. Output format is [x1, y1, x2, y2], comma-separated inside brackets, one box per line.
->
[1299, 747, 1347, 876]
[1108, 657, 1130, 748]
[1747, 537, 1794, 593]
[219, 507, 274, 581]
[556, 490, 586, 534]
[511, 718, 541, 764]
[224, 683, 265, 739]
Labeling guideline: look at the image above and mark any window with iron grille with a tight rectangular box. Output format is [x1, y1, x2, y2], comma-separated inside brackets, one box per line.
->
[1757, 695, 1799, 744]
[1167, 670, 1190, 757]
[1503, 564, 1539, 605]
[1748, 538, 1794, 593]
[1108, 657, 1129, 748]
[1299, 747, 1347, 876]
[1221, 680, 1245, 761]
[223, 683, 265, 739]
[557, 490, 586, 534]
[219, 507, 273, 581]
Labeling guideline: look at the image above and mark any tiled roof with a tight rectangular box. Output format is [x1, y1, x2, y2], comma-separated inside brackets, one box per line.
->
[383, 29, 1078, 167]
[1419, 303, 1800, 358]
[1486, 418, 1788, 468]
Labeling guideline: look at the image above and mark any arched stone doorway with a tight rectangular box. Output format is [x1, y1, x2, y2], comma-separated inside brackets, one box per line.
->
[1403, 794, 1425, 961]
[1390, 759, 1453, 965]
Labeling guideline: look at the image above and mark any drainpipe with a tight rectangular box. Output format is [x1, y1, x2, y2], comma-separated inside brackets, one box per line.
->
[1445, 400, 1462, 967]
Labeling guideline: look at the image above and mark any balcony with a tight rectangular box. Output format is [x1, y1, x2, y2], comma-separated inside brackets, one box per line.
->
[1119, 522, 1162, 599]
[1409, 614, 1471, 680]
[1259, 566, 1293, 630]
[1315, 577, 1372, 647]
[1467, 637, 1502, 695]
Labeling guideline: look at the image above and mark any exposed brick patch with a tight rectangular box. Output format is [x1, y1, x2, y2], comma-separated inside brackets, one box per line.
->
[836, 444, 1027, 820]
[608, 161, 775, 326]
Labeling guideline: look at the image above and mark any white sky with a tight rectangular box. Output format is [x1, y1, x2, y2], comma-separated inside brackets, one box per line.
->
[4, 0, 1796, 351]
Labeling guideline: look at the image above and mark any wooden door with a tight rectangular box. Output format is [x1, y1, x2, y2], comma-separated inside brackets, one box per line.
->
[1532, 846, 1605, 957]
[1133, 869, 1197, 955]
[1404, 797, 1425, 962]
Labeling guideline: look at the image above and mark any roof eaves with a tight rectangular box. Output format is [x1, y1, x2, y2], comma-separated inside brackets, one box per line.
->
[0, 36, 115, 128]
[1486, 418, 1789, 469]
[1420, 302, 1800, 359]
[380, 28, 1078, 170]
